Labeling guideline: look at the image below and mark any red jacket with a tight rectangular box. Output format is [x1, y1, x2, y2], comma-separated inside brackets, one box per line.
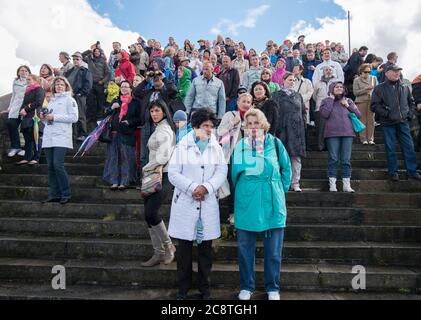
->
[115, 51, 136, 84]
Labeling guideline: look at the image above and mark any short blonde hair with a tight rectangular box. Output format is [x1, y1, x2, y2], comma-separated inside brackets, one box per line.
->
[244, 108, 271, 133]
[51, 76, 73, 95]
[238, 92, 253, 102]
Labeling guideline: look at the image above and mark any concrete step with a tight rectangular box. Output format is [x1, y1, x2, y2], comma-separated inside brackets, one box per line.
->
[1, 186, 421, 208]
[302, 159, 415, 169]
[1, 283, 420, 300]
[1, 217, 420, 242]
[306, 151, 421, 161]
[0, 258, 419, 294]
[1, 175, 421, 193]
[1, 201, 420, 226]
[301, 169, 412, 180]
[0, 236, 420, 267]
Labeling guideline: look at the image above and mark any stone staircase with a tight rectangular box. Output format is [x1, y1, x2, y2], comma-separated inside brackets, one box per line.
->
[0, 127, 421, 300]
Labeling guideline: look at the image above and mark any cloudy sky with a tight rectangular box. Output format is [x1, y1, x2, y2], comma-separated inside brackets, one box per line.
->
[0, 0, 420, 95]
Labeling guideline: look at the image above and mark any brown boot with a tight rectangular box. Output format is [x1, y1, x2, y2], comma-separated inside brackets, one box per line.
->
[141, 228, 164, 267]
[153, 221, 176, 265]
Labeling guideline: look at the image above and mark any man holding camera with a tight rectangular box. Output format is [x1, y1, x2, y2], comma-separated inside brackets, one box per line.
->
[371, 65, 421, 182]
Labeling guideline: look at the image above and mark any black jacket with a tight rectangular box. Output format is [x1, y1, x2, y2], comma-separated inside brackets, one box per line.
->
[254, 99, 279, 136]
[344, 52, 364, 83]
[217, 68, 240, 99]
[109, 97, 142, 146]
[64, 66, 93, 97]
[371, 79, 416, 126]
[20, 86, 46, 118]
[82, 51, 109, 84]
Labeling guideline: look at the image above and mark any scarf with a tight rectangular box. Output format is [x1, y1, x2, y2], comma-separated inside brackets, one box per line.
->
[25, 83, 40, 94]
[119, 94, 132, 123]
[245, 134, 265, 154]
[282, 86, 295, 96]
[239, 109, 247, 119]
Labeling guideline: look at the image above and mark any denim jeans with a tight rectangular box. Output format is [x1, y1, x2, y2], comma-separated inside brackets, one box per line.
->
[382, 122, 418, 176]
[44, 147, 71, 199]
[237, 228, 285, 293]
[325, 137, 354, 179]
[22, 128, 41, 161]
[7, 118, 21, 149]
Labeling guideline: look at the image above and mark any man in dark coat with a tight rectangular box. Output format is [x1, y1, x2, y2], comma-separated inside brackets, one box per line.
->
[217, 56, 240, 112]
[371, 65, 421, 181]
[64, 52, 93, 141]
[343, 46, 368, 100]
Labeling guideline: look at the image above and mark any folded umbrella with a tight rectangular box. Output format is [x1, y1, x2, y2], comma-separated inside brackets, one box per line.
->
[74, 115, 111, 157]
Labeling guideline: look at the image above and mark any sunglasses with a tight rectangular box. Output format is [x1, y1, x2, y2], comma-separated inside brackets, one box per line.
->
[363, 71, 370, 74]
[261, 57, 269, 60]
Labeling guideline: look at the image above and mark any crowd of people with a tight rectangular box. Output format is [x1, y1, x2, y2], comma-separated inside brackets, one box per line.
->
[2, 33, 421, 300]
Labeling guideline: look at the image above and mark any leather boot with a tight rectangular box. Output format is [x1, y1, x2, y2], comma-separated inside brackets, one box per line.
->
[141, 228, 164, 267]
[153, 221, 176, 265]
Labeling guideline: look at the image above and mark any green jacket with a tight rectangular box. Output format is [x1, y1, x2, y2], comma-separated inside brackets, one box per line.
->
[267, 81, 280, 94]
[232, 134, 292, 232]
[176, 67, 192, 101]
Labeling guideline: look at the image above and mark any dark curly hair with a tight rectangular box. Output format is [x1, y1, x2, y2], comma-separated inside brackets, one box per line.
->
[191, 108, 218, 129]
[251, 81, 271, 100]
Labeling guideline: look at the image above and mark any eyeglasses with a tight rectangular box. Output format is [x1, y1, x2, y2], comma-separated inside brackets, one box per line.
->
[261, 57, 269, 60]
[363, 71, 370, 74]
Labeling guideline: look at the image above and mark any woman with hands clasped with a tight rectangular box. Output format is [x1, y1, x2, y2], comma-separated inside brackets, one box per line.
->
[320, 81, 361, 193]
[168, 108, 228, 301]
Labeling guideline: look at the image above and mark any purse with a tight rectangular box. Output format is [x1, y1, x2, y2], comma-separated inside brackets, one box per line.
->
[141, 166, 163, 198]
[349, 113, 366, 133]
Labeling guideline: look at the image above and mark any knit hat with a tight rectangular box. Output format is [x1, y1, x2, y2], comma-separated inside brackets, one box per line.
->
[173, 110, 188, 122]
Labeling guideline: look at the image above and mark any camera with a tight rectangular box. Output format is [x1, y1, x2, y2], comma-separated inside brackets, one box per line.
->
[41, 108, 54, 125]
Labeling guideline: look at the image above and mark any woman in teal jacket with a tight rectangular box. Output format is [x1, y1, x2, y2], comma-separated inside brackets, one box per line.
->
[232, 108, 291, 301]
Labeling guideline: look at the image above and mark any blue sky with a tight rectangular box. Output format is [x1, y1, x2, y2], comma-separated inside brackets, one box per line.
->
[88, 0, 345, 51]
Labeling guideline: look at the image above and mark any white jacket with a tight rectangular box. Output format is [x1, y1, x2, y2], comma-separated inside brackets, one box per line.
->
[312, 60, 344, 86]
[42, 92, 79, 149]
[143, 119, 176, 173]
[168, 131, 228, 241]
[8, 78, 27, 119]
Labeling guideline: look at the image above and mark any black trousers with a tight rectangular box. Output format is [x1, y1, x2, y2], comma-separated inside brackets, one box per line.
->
[176, 239, 213, 296]
[86, 82, 106, 122]
[144, 174, 171, 228]
[315, 111, 327, 151]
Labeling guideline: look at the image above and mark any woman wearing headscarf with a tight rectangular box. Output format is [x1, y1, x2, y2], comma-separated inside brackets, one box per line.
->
[272, 57, 287, 87]
[320, 81, 361, 193]
[272, 72, 307, 192]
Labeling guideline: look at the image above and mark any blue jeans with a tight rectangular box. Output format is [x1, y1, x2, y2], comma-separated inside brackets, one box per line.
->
[7, 118, 21, 149]
[22, 128, 41, 162]
[237, 228, 285, 293]
[382, 122, 418, 176]
[44, 147, 71, 199]
[325, 137, 354, 178]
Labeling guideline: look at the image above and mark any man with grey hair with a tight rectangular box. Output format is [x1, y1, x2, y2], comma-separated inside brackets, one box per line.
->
[185, 62, 226, 120]
[371, 65, 421, 181]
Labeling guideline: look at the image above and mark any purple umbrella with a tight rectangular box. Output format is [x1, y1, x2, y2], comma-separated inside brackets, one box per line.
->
[74, 115, 111, 157]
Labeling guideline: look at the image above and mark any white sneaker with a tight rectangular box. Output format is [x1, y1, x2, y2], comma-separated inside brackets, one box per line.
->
[293, 186, 302, 193]
[268, 292, 281, 300]
[7, 149, 19, 157]
[238, 290, 252, 301]
[17, 150, 25, 157]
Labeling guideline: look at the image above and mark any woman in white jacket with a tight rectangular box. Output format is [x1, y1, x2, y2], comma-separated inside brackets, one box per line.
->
[41, 76, 79, 205]
[141, 99, 177, 268]
[5, 66, 30, 158]
[168, 108, 228, 300]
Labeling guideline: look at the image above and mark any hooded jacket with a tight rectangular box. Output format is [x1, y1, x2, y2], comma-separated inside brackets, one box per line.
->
[114, 51, 136, 84]
[272, 66, 287, 86]
[320, 82, 361, 138]
[176, 67, 192, 101]
[371, 79, 416, 126]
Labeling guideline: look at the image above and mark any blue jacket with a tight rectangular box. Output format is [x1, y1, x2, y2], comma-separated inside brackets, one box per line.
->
[232, 134, 292, 232]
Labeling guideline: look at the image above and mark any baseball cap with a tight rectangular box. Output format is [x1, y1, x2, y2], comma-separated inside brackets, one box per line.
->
[386, 64, 403, 72]
[71, 52, 83, 59]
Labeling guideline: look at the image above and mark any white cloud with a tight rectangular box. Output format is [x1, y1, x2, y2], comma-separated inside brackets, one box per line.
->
[0, 0, 141, 95]
[210, 5, 270, 36]
[287, 0, 421, 81]
[114, 0, 125, 10]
